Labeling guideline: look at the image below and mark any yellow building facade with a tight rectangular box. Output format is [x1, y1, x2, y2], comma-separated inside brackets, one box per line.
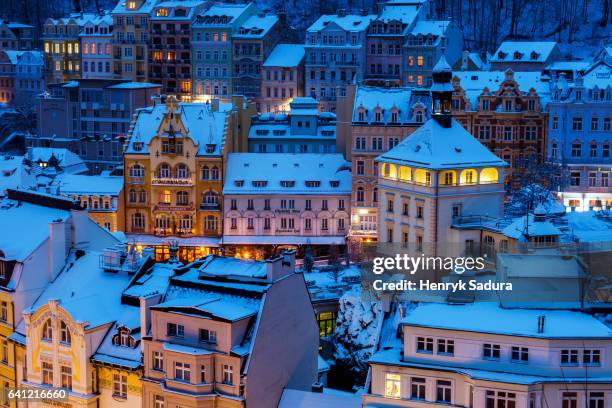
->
[123, 96, 253, 261]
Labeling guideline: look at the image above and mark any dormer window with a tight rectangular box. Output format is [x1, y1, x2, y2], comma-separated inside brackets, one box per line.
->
[127, 1, 136, 9]
[330, 180, 339, 187]
[374, 110, 382, 122]
[252, 180, 268, 188]
[156, 8, 168, 17]
[205, 144, 216, 153]
[133, 141, 143, 151]
[199, 328, 217, 344]
[113, 326, 136, 348]
[305, 180, 321, 188]
[234, 180, 244, 187]
[530, 51, 539, 60]
[513, 51, 522, 60]
[280, 180, 295, 187]
[390, 109, 399, 123]
[497, 51, 506, 59]
[357, 108, 366, 122]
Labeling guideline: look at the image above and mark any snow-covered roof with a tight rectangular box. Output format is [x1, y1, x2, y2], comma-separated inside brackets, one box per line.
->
[401, 302, 612, 339]
[151, 0, 206, 20]
[195, 255, 268, 279]
[0, 198, 70, 261]
[279, 389, 361, 408]
[491, 41, 558, 63]
[112, 0, 159, 14]
[2, 50, 26, 65]
[198, 3, 252, 23]
[452, 70, 552, 108]
[376, 118, 507, 170]
[223, 153, 351, 195]
[25, 249, 139, 329]
[0, 155, 28, 195]
[378, 4, 420, 24]
[263, 44, 305, 67]
[57, 174, 123, 196]
[409, 20, 448, 37]
[545, 60, 590, 72]
[234, 14, 278, 38]
[307, 14, 375, 32]
[106, 82, 161, 90]
[581, 62, 612, 89]
[6, 21, 34, 29]
[27, 147, 88, 174]
[126, 101, 230, 156]
[502, 214, 562, 240]
[564, 211, 612, 243]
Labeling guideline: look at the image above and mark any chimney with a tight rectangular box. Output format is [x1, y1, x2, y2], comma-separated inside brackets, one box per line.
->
[48, 219, 67, 281]
[140, 293, 163, 351]
[537, 315, 545, 333]
[337, 8, 346, 17]
[311, 382, 324, 393]
[265, 249, 295, 281]
[360, 8, 369, 16]
[210, 98, 219, 112]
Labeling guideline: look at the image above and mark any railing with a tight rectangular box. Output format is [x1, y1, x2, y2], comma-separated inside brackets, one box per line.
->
[151, 177, 193, 186]
[200, 203, 220, 211]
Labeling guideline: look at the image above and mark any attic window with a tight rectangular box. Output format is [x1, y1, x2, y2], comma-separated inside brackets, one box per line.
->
[352, 21, 360, 26]
[234, 180, 244, 187]
[455, 147, 462, 153]
[329, 180, 339, 187]
[112, 327, 136, 348]
[497, 51, 506, 59]
[205, 144, 216, 153]
[513, 51, 522, 60]
[256, 129, 270, 135]
[470, 75, 478, 80]
[305, 180, 321, 188]
[323, 21, 330, 26]
[133, 141, 143, 151]
[252, 180, 268, 187]
[155, 8, 168, 17]
[273, 130, 286, 135]
[530, 51, 539, 60]
[280, 180, 295, 187]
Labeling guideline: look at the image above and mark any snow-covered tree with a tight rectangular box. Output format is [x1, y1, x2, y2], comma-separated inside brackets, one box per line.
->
[505, 183, 566, 217]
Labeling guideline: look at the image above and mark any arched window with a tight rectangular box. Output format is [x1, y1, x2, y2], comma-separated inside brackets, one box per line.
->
[480, 168, 499, 184]
[398, 166, 411, 181]
[201, 165, 210, 180]
[176, 191, 189, 205]
[203, 191, 218, 205]
[460, 169, 477, 185]
[158, 163, 171, 178]
[132, 213, 144, 230]
[112, 327, 136, 348]
[176, 164, 188, 179]
[179, 215, 192, 231]
[356, 187, 364, 202]
[42, 319, 52, 341]
[205, 215, 217, 231]
[210, 166, 220, 180]
[128, 189, 137, 203]
[60, 321, 71, 344]
[129, 164, 144, 178]
[415, 110, 423, 122]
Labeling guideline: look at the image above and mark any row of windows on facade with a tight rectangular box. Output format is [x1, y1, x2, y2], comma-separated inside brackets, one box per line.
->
[82, 42, 112, 55]
[307, 34, 360, 46]
[257, 144, 335, 153]
[54, 60, 80, 72]
[552, 88, 612, 102]
[568, 171, 610, 187]
[44, 41, 80, 54]
[309, 69, 356, 82]
[551, 142, 612, 159]
[193, 31, 228, 42]
[129, 164, 220, 180]
[355, 109, 425, 123]
[114, 15, 148, 27]
[230, 217, 345, 231]
[552, 115, 612, 132]
[309, 87, 348, 99]
[369, 64, 402, 76]
[83, 61, 111, 73]
[232, 179, 340, 189]
[264, 87, 295, 99]
[230, 198, 344, 211]
[307, 52, 358, 65]
[152, 356, 234, 389]
[475, 124, 540, 141]
[130, 213, 219, 231]
[383, 372, 606, 408]
[415, 336, 602, 366]
[127, 190, 219, 206]
[0, 65, 42, 74]
[457, 97, 538, 112]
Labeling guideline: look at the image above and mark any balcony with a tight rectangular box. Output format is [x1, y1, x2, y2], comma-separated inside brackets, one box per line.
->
[200, 202, 220, 211]
[128, 176, 145, 185]
[151, 177, 193, 186]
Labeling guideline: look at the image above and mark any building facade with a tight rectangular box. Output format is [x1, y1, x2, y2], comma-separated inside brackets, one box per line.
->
[0, 20, 35, 51]
[248, 97, 336, 154]
[350, 86, 429, 241]
[42, 14, 91, 84]
[260, 43, 305, 113]
[149, 0, 208, 100]
[548, 61, 612, 211]
[111, 0, 155, 82]
[451, 69, 550, 186]
[365, 302, 612, 408]
[123, 96, 254, 261]
[191, 4, 257, 99]
[305, 13, 376, 112]
[34, 78, 161, 174]
[222, 153, 351, 255]
[141, 252, 318, 408]
[80, 12, 114, 80]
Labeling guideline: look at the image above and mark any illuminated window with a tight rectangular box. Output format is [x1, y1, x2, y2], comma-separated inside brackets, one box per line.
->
[42, 319, 53, 341]
[156, 8, 168, 16]
[74, 43, 79, 53]
[67, 43, 72, 54]
[83, 42, 88, 54]
[127, 1, 136, 9]
[384, 373, 401, 399]
[417, 55, 423, 66]
[44, 42, 50, 53]
[60, 321, 71, 344]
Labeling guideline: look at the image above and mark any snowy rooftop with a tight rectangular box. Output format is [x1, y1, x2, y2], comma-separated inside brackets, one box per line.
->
[195, 255, 268, 279]
[263, 44, 305, 67]
[26, 147, 88, 174]
[491, 41, 558, 63]
[155, 286, 260, 321]
[352, 86, 430, 124]
[452, 70, 552, 108]
[502, 214, 562, 240]
[581, 62, 612, 89]
[378, 3, 420, 24]
[57, 174, 123, 196]
[545, 60, 590, 72]
[401, 302, 612, 339]
[198, 4, 252, 23]
[234, 14, 278, 38]
[564, 211, 612, 243]
[279, 389, 361, 408]
[307, 14, 375, 32]
[112, 0, 158, 14]
[0, 155, 28, 194]
[0, 199, 70, 261]
[106, 82, 161, 90]
[223, 153, 351, 195]
[151, 1, 205, 19]
[376, 118, 507, 170]
[408, 20, 449, 37]
[25, 249, 138, 329]
[126, 101, 230, 156]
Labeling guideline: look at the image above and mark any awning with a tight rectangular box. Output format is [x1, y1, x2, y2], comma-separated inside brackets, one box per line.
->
[222, 236, 345, 245]
[126, 234, 221, 247]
